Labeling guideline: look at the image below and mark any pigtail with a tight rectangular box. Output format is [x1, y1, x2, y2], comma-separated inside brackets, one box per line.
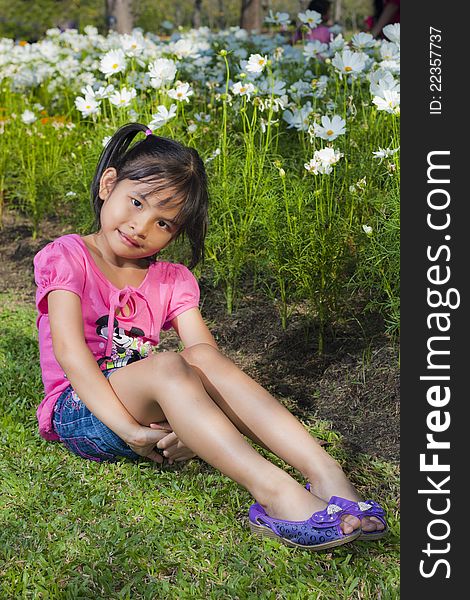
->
[90, 123, 149, 227]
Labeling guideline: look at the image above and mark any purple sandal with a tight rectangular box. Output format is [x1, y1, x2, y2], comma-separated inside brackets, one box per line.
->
[306, 483, 388, 541]
[248, 499, 361, 551]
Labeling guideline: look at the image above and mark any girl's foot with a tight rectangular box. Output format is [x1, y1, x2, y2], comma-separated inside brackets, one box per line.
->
[259, 478, 361, 535]
[306, 464, 385, 534]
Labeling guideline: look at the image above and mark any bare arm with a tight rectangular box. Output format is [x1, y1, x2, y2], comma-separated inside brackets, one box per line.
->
[48, 290, 164, 460]
[170, 307, 218, 350]
[371, 3, 399, 37]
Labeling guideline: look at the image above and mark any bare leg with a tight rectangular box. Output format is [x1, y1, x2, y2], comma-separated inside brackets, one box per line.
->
[181, 344, 382, 532]
[107, 352, 358, 532]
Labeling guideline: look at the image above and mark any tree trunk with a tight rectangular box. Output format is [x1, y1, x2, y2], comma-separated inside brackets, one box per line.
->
[106, 0, 133, 34]
[218, 0, 226, 29]
[334, 0, 342, 23]
[240, 0, 262, 32]
[192, 0, 202, 28]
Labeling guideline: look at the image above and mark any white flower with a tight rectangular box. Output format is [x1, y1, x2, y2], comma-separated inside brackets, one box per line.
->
[372, 146, 400, 161]
[148, 104, 177, 130]
[231, 81, 256, 100]
[246, 53, 268, 74]
[187, 123, 198, 134]
[380, 41, 400, 62]
[369, 69, 399, 97]
[148, 58, 177, 89]
[167, 82, 193, 103]
[74, 96, 100, 117]
[316, 147, 343, 165]
[313, 115, 346, 141]
[109, 86, 137, 107]
[332, 49, 367, 75]
[303, 41, 328, 60]
[171, 38, 200, 60]
[305, 147, 343, 175]
[298, 10, 322, 29]
[383, 23, 400, 44]
[351, 32, 376, 51]
[205, 147, 221, 163]
[362, 225, 373, 236]
[21, 109, 36, 124]
[373, 89, 400, 114]
[121, 34, 145, 57]
[99, 49, 126, 77]
[283, 102, 313, 131]
[265, 11, 291, 26]
[330, 33, 346, 53]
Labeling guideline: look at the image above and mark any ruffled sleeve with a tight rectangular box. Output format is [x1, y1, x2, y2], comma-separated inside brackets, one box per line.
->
[34, 238, 86, 314]
[162, 264, 200, 330]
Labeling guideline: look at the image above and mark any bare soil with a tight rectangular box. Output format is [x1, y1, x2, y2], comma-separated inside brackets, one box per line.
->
[0, 209, 399, 462]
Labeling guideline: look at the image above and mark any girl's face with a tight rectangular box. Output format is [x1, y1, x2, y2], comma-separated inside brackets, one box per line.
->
[98, 169, 181, 261]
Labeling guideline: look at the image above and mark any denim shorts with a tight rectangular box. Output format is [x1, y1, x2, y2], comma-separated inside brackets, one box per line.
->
[52, 369, 141, 463]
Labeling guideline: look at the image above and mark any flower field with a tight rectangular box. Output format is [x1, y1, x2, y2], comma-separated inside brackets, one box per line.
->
[0, 18, 400, 347]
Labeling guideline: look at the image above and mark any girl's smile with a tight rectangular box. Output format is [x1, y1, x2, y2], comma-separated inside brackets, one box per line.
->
[118, 230, 142, 248]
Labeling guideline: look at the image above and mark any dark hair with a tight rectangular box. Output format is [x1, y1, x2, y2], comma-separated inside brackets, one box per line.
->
[307, 0, 331, 17]
[90, 123, 209, 269]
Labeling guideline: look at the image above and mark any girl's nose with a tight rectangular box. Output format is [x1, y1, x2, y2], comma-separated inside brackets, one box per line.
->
[129, 217, 148, 238]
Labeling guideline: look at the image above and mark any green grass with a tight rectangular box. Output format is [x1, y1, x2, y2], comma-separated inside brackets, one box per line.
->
[0, 294, 399, 599]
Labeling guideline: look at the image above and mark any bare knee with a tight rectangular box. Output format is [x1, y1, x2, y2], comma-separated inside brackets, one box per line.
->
[148, 351, 192, 382]
[181, 343, 223, 371]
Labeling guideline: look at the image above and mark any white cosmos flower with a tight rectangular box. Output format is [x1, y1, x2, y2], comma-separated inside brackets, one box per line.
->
[373, 89, 400, 114]
[303, 41, 328, 60]
[380, 41, 400, 62]
[99, 49, 126, 77]
[121, 34, 144, 57]
[372, 146, 400, 161]
[21, 109, 36, 124]
[148, 104, 177, 130]
[265, 11, 291, 26]
[305, 147, 343, 175]
[383, 23, 400, 44]
[246, 53, 268, 74]
[332, 49, 367, 75]
[369, 69, 399, 96]
[298, 10, 322, 28]
[170, 38, 200, 59]
[75, 96, 101, 117]
[351, 32, 376, 51]
[231, 81, 256, 100]
[283, 102, 313, 131]
[148, 58, 177, 89]
[362, 224, 373, 236]
[109, 86, 137, 107]
[313, 115, 346, 141]
[167, 82, 193, 103]
[330, 33, 346, 52]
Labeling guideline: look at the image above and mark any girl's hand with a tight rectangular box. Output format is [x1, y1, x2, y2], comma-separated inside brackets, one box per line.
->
[149, 424, 197, 464]
[127, 423, 172, 463]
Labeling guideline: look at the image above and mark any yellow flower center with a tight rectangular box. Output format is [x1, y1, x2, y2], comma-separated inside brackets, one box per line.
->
[177, 92, 182, 97]
[112, 63, 118, 69]
[258, 59, 265, 65]
[326, 129, 334, 136]
[344, 66, 352, 72]
[240, 86, 247, 93]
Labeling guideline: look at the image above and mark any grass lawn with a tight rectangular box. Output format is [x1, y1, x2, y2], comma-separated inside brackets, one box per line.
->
[0, 293, 399, 599]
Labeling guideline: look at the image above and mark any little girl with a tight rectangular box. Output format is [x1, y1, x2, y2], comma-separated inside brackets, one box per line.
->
[34, 123, 387, 551]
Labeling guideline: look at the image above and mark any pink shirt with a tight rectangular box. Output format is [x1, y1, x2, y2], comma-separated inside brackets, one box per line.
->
[34, 234, 200, 441]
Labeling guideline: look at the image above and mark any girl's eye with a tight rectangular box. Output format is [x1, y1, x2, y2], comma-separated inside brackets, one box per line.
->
[157, 220, 169, 230]
[131, 198, 142, 208]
